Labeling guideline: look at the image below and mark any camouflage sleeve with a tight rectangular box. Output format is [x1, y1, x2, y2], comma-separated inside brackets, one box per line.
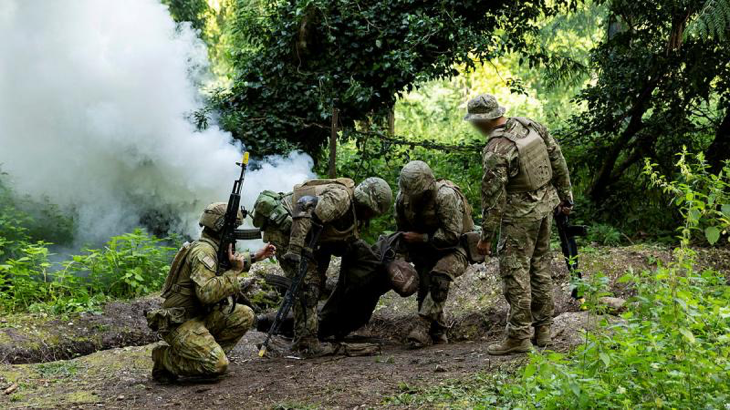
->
[480, 139, 515, 242]
[535, 123, 573, 202]
[431, 187, 464, 248]
[189, 246, 249, 305]
[314, 184, 352, 223]
[394, 192, 410, 231]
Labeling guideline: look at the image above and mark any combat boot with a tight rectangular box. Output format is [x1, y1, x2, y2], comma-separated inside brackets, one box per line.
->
[406, 316, 432, 348]
[430, 322, 449, 345]
[532, 326, 552, 347]
[487, 337, 532, 356]
[291, 338, 337, 358]
[151, 345, 178, 384]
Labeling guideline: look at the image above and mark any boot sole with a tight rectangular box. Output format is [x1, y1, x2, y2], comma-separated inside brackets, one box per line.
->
[487, 345, 532, 356]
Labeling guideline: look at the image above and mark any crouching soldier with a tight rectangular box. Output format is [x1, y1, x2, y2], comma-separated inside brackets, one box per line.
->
[396, 161, 475, 348]
[146, 203, 276, 383]
[275, 177, 393, 356]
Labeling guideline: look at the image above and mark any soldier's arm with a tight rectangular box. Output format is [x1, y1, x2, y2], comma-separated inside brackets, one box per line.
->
[432, 188, 464, 248]
[535, 123, 573, 202]
[190, 248, 250, 305]
[313, 185, 352, 223]
[394, 193, 410, 231]
[481, 141, 513, 243]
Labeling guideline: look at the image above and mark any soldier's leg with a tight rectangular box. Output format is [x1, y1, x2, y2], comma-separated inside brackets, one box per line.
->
[407, 259, 436, 347]
[530, 215, 555, 344]
[421, 252, 468, 328]
[205, 304, 255, 353]
[156, 318, 229, 378]
[289, 257, 322, 351]
[498, 219, 539, 341]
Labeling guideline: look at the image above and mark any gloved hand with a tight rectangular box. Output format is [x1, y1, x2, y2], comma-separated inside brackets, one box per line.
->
[280, 251, 301, 265]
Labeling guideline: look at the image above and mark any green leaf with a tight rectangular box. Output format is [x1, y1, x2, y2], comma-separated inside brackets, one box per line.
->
[705, 226, 720, 245]
[599, 352, 610, 367]
[679, 328, 696, 344]
[523, 363, 537, 378]
[722, 204, 730, 217]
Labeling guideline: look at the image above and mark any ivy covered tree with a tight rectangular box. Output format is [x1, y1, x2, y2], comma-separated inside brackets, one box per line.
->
[565, 0, 730, 220]
[214, 0, 575, 157]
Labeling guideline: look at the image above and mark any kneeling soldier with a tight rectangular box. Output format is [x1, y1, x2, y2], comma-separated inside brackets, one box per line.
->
[147, 202, 275, 382]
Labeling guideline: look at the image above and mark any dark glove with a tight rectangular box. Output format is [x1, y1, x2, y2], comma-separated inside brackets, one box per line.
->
[280, 251, 301, 265]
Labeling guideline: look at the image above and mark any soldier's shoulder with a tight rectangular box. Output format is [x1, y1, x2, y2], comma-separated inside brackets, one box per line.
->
[509, 117, 547, 135]
[435, 180, 461, 202]
[484, 135, 517, 156]
[189, 240, 217, 266]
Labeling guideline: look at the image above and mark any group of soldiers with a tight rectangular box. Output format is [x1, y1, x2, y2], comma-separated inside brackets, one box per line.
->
[146, 94, 573, 382]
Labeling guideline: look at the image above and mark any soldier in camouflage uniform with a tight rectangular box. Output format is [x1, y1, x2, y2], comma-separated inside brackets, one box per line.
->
[147, 203, 276, 382]
[278, 177, 393, 356]
[465, 94, 573, 355]
[396, 161, 475, 348]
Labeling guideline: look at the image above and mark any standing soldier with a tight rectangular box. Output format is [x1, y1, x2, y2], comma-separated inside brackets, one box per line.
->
[278, 177, 393, 356]
[146, 203, 276, 383]
[396, 161, 474, 348]
[465, 94, 573, 355]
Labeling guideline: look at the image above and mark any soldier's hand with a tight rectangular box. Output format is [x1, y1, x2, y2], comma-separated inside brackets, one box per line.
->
[558, 200, 573, 215]
[255, 243, 276, 262]
[476, 239, 491, 256]
[280, 251, 301, 265]
[228, 243, 246, 273]
[402, 231, 428, 243]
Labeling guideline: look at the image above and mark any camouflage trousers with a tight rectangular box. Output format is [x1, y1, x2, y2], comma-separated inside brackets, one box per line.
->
[498, 214, 555, 340]
[414, 250, 468, 328]
[154, 304, 254, 377]
[281, 252, 330, 350]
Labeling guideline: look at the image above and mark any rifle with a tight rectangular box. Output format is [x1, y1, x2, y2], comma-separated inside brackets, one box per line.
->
[554, 209, 587, 299]
[216, 152, 253, 275]
[259, 222, 323, 357]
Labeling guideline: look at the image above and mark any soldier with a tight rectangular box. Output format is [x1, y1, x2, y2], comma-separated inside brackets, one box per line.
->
[146, 202, 276, 382]
[465, 94, 573, 355]
[277, 177, 393, 356]
[396, 161, 475, 348]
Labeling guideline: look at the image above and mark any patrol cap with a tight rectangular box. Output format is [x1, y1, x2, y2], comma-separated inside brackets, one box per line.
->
[464, 94, 506, 122]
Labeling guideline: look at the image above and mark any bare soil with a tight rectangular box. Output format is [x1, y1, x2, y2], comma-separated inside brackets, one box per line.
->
[0, 244, 727, 409]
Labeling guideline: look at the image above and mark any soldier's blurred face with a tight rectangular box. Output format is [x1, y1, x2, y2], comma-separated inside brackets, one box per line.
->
[472, 120, 494, 136]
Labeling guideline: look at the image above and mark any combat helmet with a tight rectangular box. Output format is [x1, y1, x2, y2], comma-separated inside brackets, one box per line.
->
[398, 160, 436, 196]
[354, 177, 393, 216]
[199, 202, 243, 232]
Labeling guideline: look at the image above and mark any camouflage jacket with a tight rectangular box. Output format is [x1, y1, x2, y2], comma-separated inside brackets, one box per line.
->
[396, 180, 470, 250]
[162, 231, 252, 315]
[481, 117, 572, 242]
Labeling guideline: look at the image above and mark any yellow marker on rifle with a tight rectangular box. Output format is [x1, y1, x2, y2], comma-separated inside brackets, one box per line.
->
[242, 151, 250, 166]
[258, 346, 267, 357]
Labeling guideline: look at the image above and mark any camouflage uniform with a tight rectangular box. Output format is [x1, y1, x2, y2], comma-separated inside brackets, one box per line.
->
[396, 161, 474, 345]
[281, 178, 392, 353]
[480, 112, 572, 342]
[148, 204, 255, 380]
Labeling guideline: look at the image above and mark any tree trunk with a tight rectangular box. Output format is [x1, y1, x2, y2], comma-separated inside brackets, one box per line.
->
[328, 107, 339, 178]
[706, 108, 730, 174]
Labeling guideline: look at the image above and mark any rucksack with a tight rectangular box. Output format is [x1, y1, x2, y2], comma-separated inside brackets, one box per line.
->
[252, 190, 293, 232]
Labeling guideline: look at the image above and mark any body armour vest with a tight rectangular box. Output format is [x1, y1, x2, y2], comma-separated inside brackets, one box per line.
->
[292, 178, 359, 243]
[399, 180, 474, 235]
[159, 238, 217, 316]
[491, 117, 552, 193]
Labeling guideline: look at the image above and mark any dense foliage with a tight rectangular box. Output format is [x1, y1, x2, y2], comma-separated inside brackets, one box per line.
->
[211, 0, 576, 156]
[0, 229, 176, 314]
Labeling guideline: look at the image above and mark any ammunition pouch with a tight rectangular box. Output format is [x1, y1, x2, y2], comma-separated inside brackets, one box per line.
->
[461, 231, 485, 264]
[145, 307, 188, 333]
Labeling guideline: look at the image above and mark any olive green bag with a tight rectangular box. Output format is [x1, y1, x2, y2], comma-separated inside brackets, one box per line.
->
[252, 190, 293, 232]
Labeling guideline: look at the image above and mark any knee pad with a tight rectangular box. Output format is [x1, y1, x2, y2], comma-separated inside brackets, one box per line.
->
[430, 274, 450, 303]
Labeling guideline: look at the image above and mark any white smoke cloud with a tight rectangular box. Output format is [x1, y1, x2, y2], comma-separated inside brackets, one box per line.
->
[0, 0, 314, 244]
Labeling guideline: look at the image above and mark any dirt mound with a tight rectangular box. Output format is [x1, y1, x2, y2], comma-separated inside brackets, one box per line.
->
[0, 297, 161, 364]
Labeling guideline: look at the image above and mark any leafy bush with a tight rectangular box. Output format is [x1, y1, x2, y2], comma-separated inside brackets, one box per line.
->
[0, 229, 176, 314]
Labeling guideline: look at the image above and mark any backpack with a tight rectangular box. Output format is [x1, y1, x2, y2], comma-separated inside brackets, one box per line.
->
[252, 190, 293, 232]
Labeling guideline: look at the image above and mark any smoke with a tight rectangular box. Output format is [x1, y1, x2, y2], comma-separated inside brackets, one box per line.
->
[0, 0, 314, 244]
